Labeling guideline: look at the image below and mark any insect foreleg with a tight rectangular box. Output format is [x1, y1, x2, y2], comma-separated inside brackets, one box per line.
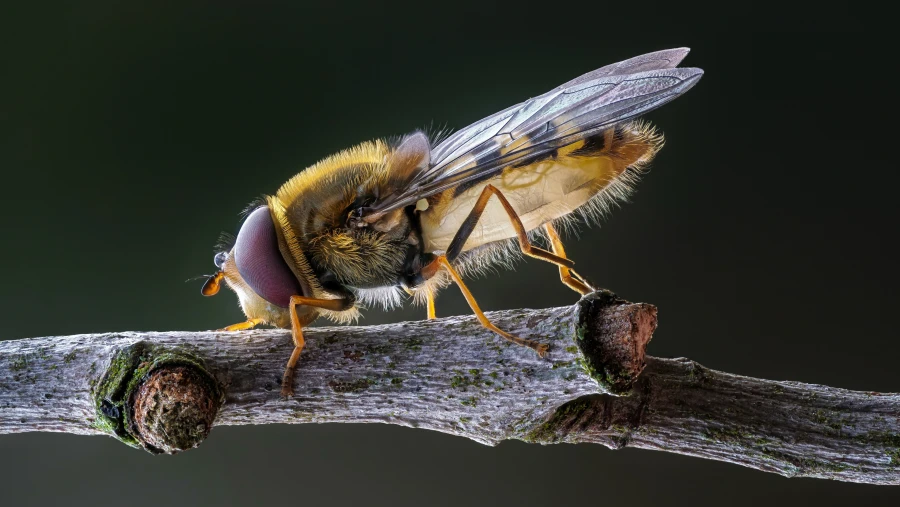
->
[282, 295, 353, 397]
[219, 318, 265, 331]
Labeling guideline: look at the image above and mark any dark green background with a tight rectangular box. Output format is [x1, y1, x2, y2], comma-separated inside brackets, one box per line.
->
[2, 2, 897, 506]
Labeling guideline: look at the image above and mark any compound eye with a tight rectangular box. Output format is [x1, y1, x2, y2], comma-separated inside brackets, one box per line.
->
[233, 206, 303, 307]
[214, 251, 228, 269]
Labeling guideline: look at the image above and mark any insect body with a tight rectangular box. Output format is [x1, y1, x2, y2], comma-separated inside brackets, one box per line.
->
[202, 48, 703, 396]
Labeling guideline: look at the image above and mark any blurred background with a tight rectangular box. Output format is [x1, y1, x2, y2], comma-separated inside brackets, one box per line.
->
[2, 2, 896, 506]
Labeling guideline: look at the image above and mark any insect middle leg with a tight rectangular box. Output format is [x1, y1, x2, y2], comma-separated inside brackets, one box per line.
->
[422, 255, 548, 356]
[282, 295, 353, 398]
[425, 183, 586, 356]
[445, 184, 575, 270]
[425, 287, 436, 320]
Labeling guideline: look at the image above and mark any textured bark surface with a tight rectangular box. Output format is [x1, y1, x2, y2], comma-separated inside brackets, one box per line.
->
[1, 292, 898, 485]
[529, 358, 900, 485]
[0, 292, 651, 447]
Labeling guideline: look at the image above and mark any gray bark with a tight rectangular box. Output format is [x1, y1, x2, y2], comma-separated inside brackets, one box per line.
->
[536, 358, 900, 485]
[1, 291, 898, 485]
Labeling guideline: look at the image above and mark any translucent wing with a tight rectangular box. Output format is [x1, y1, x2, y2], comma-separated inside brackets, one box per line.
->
[428, 48, 692, 168]
[368, 49, 703, 213]
[550, 47, 692, 91]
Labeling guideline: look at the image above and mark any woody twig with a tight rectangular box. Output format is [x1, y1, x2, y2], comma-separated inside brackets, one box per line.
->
[1, 292, 897, 485]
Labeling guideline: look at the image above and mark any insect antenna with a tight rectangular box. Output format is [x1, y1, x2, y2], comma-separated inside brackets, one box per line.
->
[185, 274, 215, 284]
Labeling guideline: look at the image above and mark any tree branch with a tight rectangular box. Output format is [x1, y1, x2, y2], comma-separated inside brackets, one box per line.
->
[1, 292, 897, 485]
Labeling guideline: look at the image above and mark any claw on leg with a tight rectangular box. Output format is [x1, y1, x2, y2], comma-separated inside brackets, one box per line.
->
[281, 344, 304, 398]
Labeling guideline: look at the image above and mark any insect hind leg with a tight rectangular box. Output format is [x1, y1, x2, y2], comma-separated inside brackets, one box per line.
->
[424, 183, 582, 357]
[542, 223, 596, 295]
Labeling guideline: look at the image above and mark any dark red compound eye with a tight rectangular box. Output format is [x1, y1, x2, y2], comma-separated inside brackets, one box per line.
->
[233, 206, 303, 308]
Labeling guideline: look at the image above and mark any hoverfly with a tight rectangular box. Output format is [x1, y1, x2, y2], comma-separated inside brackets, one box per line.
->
[202, 48, 703, 397]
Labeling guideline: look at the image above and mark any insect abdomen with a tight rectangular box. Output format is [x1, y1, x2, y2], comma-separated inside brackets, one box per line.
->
[420, 121, 662, 253]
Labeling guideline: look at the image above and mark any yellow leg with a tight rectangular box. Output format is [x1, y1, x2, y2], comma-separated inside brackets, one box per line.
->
[446, 184, 575, 270]
[220, 318, 264, 331]
[282, 295, 353, 398]
[427, 184, 603, 357]
[283, 300, 309, 398]
[542, 223, 595, 295]
[426, 288, 436, 320]
[433, 255, 548, 357]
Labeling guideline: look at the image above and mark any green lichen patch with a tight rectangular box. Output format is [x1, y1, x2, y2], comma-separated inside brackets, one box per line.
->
[363, 342, 391, 355]
[854, 431, 900, 467]
[404, 337, 424, 351]
[757, 448, 855, 475]
[811, 409, 847, 433]
[450, 369, 485, 391]
[10, 356, 27, 371]
[573, 354, 633, 395]
[522, 397, 592, 444]
[329, 378, 375, 393]
[575, 325, 586, 342]
[701, 424, 866, 475]
[702, 426, 754, 445]
[887, 449, 900, 467]
[460, 397, 478, 407]
[91, 343, 145, 446]
[6, 348, 54, 372]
